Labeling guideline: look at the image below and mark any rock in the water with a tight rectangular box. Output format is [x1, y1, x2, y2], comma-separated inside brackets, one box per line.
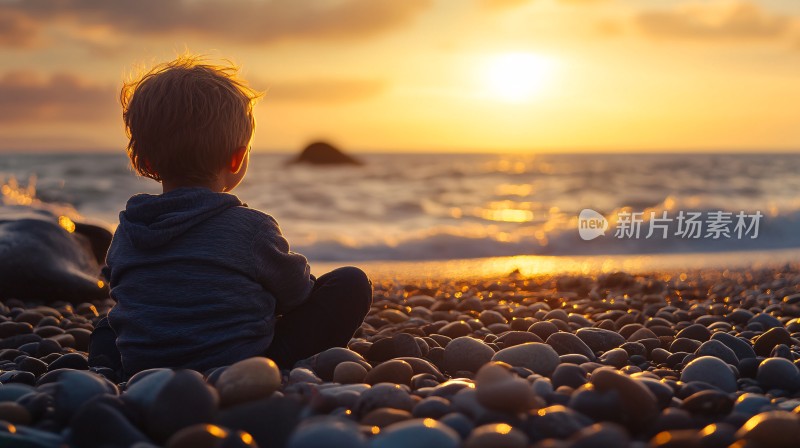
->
[443, 337, 494, 374]
[287, 141, 362, 166]
[680, 356, 737, 393]
[216, 357, 281, 407]
[491, 343, 560, 377]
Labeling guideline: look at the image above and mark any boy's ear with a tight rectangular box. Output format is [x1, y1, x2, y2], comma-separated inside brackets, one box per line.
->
[230, 146, 248, 173]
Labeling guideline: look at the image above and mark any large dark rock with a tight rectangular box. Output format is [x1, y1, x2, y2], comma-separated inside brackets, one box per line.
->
[0, 205, 111, 301]
[287, 141, 362, 166]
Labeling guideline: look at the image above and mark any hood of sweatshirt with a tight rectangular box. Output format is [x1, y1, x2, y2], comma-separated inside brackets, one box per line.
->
[119, 187, 243, 250]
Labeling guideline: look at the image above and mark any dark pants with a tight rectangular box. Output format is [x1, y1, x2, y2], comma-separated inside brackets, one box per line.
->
[88, 266, 373, 373]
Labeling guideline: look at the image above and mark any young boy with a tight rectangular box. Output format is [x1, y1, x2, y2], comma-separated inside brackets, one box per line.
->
[88, 56, 372, 378]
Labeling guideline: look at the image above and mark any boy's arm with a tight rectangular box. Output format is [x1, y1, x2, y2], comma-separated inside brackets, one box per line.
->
[252, 217, 315, 315]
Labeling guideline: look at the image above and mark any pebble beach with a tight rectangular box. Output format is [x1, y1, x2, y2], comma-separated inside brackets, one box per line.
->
[1, 265, 800, 448]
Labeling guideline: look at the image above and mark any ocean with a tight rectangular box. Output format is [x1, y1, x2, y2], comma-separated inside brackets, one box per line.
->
[1, 152, 799, 264]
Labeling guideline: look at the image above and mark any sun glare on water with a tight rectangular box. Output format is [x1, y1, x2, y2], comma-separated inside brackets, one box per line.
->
[484, 52, 556, 102]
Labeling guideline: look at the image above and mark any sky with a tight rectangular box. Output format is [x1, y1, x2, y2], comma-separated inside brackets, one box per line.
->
[0, 0, 799, 153]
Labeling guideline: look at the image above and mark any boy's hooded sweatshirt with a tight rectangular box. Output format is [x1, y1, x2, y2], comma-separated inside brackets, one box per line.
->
[106, 187, 314, 376]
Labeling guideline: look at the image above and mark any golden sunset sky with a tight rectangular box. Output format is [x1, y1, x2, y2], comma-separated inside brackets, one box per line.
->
[1, 0, 798, 153]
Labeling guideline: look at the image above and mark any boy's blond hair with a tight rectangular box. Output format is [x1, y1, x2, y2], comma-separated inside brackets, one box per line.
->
[121, 55, 260, 184]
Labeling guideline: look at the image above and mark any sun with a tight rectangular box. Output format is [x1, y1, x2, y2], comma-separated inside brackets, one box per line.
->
[484, 52, 555, 102]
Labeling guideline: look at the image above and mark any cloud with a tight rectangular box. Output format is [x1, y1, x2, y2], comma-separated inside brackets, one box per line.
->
[636, 2, 793, 41]
[0, 0, 432, 47]
[479, 0, 530, 10]
[479, 0, 604, 9]
[0, 10, 39, 47]
[260, 79, 388, 103]
[0, 71, 116, 123]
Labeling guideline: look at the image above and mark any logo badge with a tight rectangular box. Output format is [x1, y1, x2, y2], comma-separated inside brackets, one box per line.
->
[578, 209, 608, 240]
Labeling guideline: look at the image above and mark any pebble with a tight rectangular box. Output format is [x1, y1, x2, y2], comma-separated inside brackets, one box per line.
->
[491, 343, 560, 377]
[370, 418, 461, 448]
[546, 332, 596, 361]
[675, 324, 711, 342]
[438, 321, 472, 339]
[443, 337, 495, 374]
[216, 357, 281, 407]
[286, 418, 367, 448]
[332, 361, 368, 384]
[680, 356, 738, 393]
[356, 384, 414, 416]
[495, 331, 542, 347]
[551, 364, 588, 390]
[367, 333, 423, 362]
[575, 328, 625, 353]
[1, 266, 799, 448]
[364, 360, 413, 386]
[735, 410, 800, 448]
[0, 402, 31, 425]
[312, 348, 371, 381]
[695, 340, 739, 366]
[710, 332, 756, 360]
[143, 369, 219, 442]
[464, 423, 528, 448]
[49, 369, 118, 423]
[733, 393, 772, 416]
[362, 408, 413, 427]
[756, 357, 800, 391]
[165, 424, 257, 448]
[590, 368, 658, 426]
[754, 327, 793, 357]
[528, 321, 559, 340]
[476, 376, 537, 413]
[680, 390, 734, 416]
[289, 368, 322, 385]
[569, 423, 630, 448]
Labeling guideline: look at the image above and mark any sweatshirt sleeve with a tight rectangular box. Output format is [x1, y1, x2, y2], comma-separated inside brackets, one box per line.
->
[251, 216, 315, 314]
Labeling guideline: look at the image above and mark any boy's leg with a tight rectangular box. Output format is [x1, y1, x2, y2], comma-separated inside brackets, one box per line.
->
[265, 266, 372, 369]
[88, 316, 123, 372]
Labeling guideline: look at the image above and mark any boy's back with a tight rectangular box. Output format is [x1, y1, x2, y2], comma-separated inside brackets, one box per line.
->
[88, 55, 372, 377]
[106, 187, 312, 375]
